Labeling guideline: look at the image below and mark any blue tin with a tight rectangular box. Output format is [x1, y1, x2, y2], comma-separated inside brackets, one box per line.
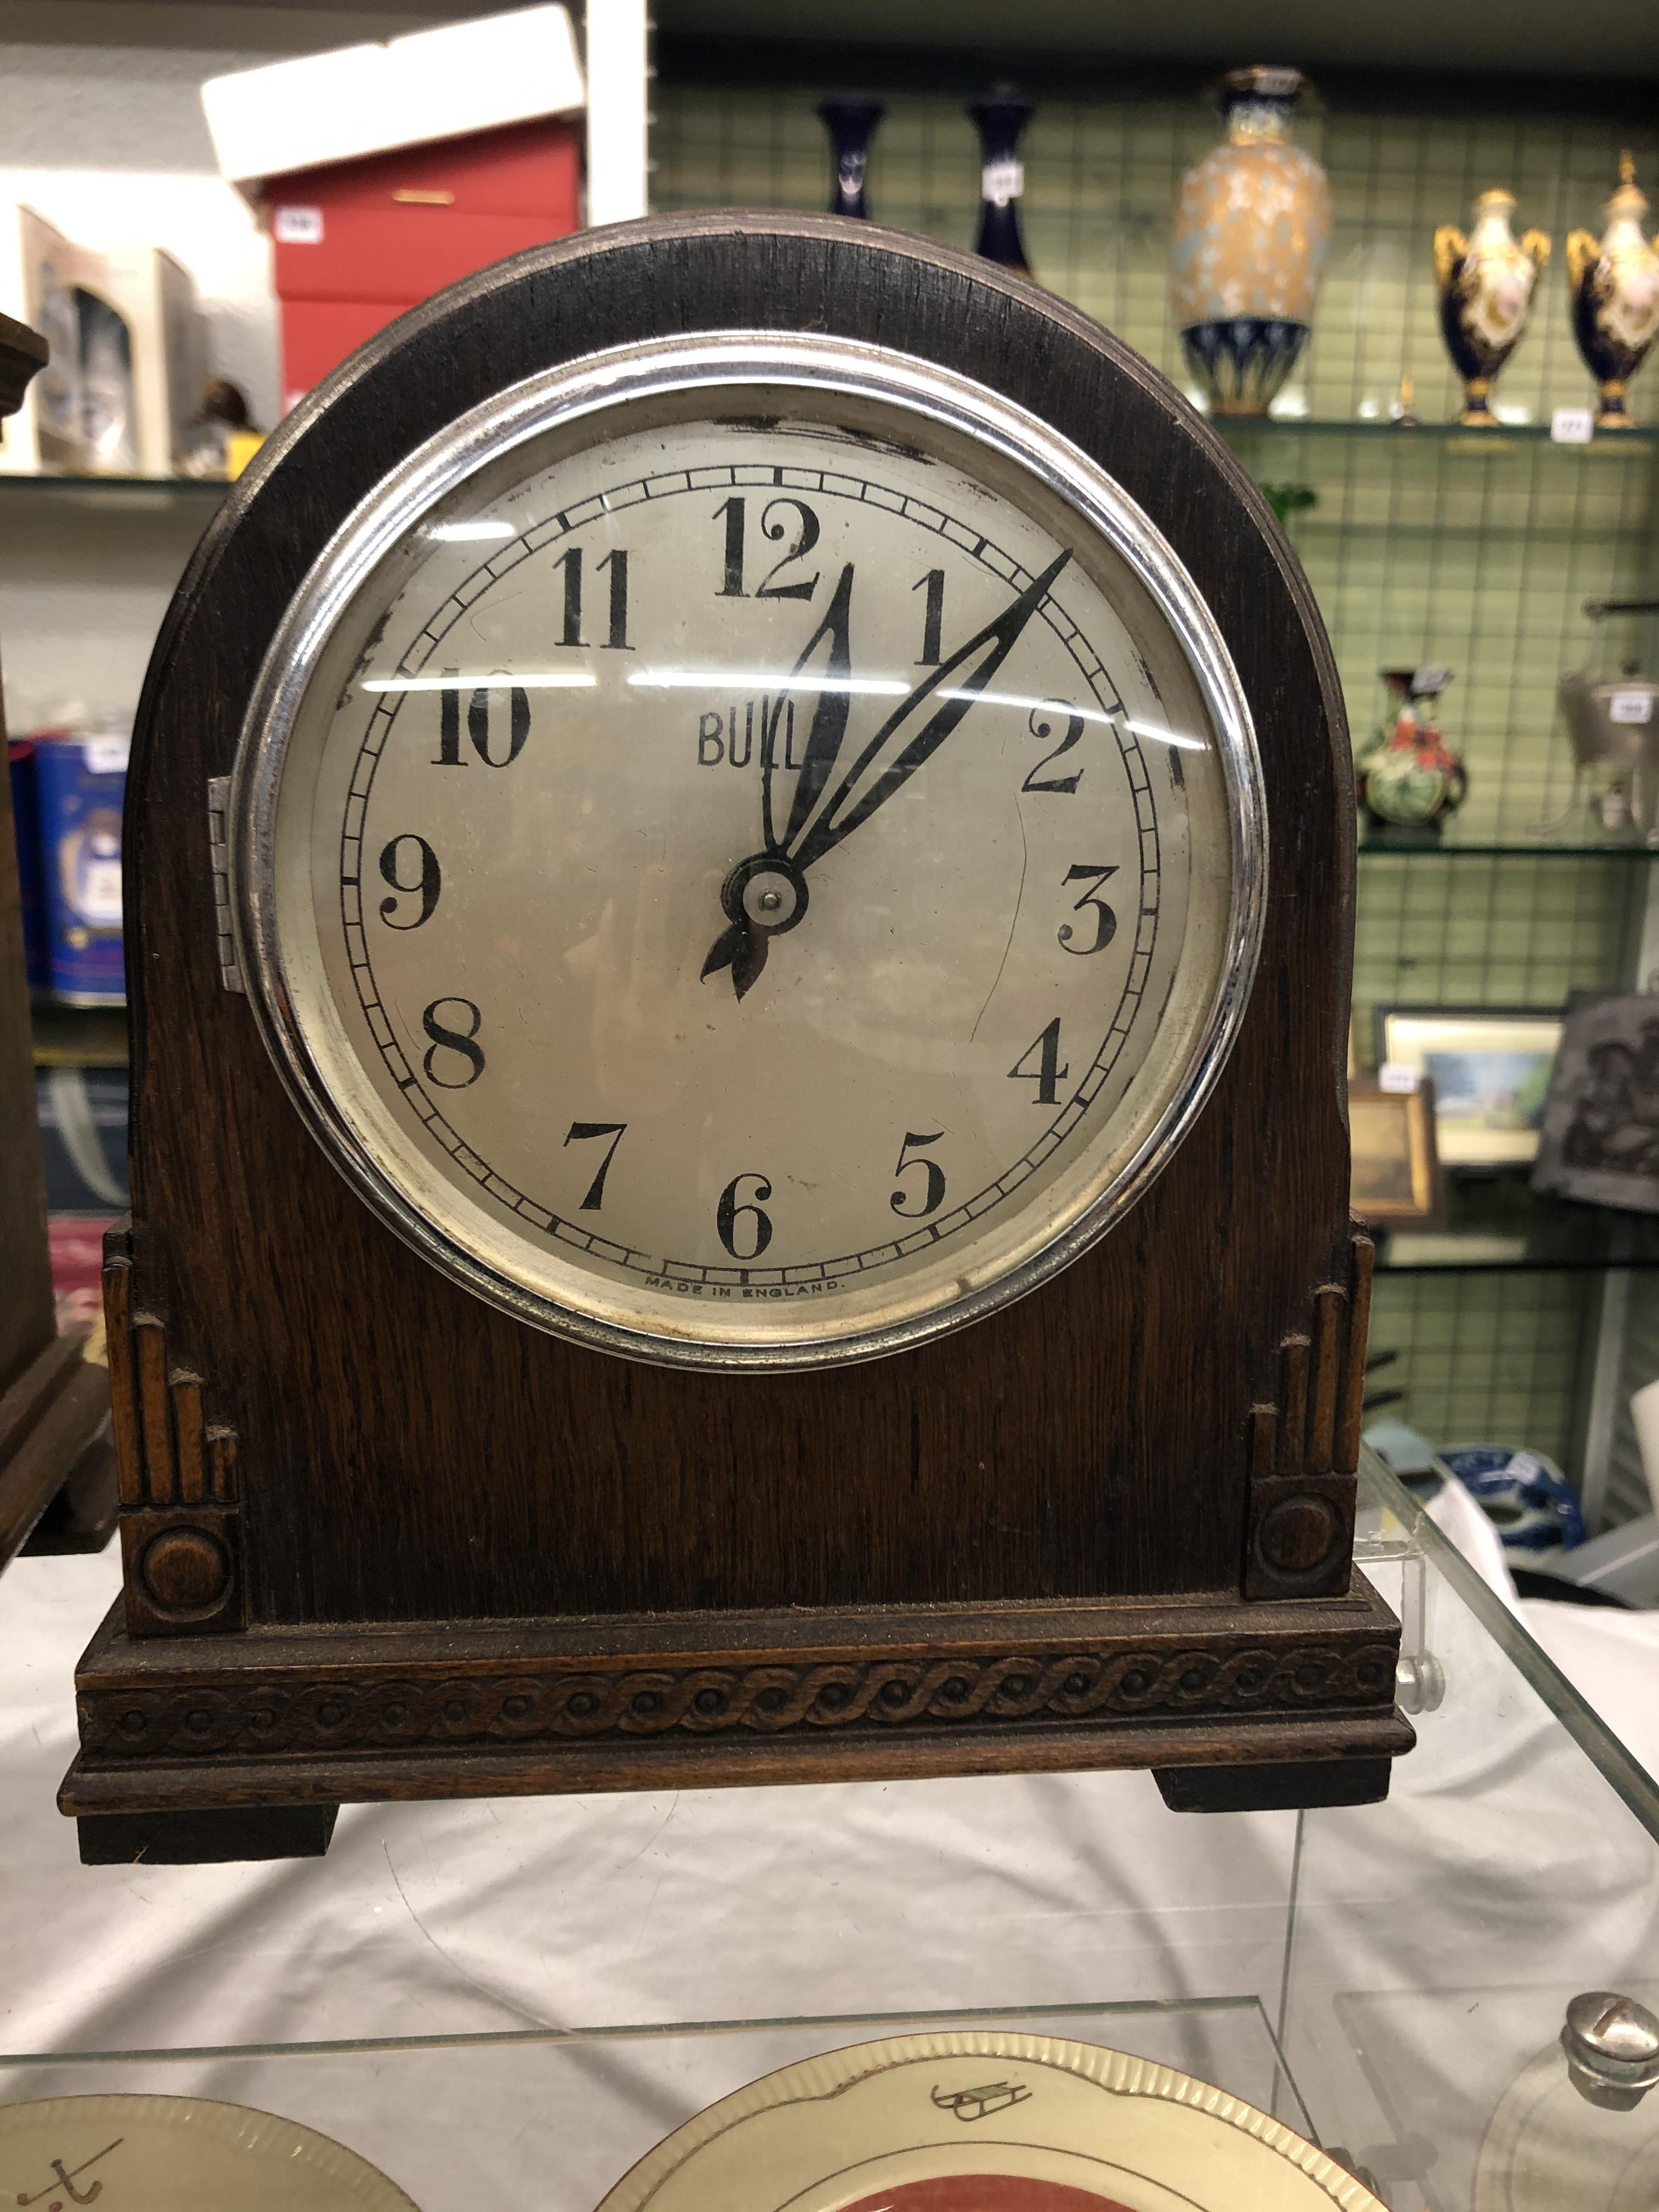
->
[33, 732, 128, 1004]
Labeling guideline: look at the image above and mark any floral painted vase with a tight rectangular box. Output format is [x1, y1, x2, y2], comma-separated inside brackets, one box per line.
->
[817, 98, 884, 221]
[1432, 190, 1549, 426]
[968, 92, 1035, 278]
[1567, 153, 1659, 430]
[1357, 668, 1468, 835]
[1170, 65, 1331, 416]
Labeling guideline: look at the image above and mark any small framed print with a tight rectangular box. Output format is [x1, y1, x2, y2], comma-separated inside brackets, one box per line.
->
[1375, 1006, 1562, 1168]
[1533, 992, 1659, 1214]
[1350, 1075, 1444, 1227]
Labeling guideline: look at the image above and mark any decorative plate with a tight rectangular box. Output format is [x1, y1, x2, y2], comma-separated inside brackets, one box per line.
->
[0, 2094, 421, 2210]
[591, 2031, 1385, 2212]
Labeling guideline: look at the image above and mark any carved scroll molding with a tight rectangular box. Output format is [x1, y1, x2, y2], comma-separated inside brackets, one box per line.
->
[104, 1226, 244, 1637]
[1243, 1227, 1373, 1601]
[78, 1634, 1402, 1766]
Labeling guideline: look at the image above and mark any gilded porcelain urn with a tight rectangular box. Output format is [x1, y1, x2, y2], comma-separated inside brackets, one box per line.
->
[1433, 190, 1549, 426]
[1567, 154, 1659, 430]
[1171, 65, 1332, 416]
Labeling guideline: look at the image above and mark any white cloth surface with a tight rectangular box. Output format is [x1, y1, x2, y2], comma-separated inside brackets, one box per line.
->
[2, 1539, 1658, 2211]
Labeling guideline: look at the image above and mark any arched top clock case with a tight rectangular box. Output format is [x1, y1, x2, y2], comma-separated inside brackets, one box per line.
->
[64, 215, 1409, 1864]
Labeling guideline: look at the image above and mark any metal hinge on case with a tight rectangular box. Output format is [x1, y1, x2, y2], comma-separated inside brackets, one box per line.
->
[206, 776, 245, 994]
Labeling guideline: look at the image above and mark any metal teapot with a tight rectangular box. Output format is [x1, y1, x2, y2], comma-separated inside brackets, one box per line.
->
[1556, 600, 1659, 842]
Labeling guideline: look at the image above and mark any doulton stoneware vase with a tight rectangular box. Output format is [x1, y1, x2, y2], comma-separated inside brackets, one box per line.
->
[1433, 189, 1549, 426]
[1170, 65, 1332, 416]
[818, 98, 884, 221]
[1567, 154, 1659, 430]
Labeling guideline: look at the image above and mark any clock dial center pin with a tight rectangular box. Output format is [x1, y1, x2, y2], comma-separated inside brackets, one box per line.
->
[726, 853, 809, 937]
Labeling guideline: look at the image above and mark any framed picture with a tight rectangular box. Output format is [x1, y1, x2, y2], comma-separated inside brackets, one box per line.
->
[1375, 1006, 1562, 1168]
[1533, 992, 1659, 1215]
[1349, 1075, 1444, 1227]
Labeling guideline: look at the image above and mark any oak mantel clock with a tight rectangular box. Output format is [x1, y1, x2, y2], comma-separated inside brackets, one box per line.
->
[63, 215, 1411, 1864]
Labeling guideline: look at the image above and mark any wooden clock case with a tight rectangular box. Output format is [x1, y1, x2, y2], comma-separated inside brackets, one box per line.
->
[60, 216, 1412, 1864]
[0, 311, 117, 1575]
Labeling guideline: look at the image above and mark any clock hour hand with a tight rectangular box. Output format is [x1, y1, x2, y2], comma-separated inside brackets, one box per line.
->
[787, 547, 1070, 874]
[702, 563, 855, 998]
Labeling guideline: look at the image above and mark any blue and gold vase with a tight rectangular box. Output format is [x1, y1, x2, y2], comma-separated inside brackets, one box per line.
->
[1567, 154, 1659, 430]
[1433, 190, 1549, 426]
[818, 98, 884, 220]
[968, 92, 1035, 278]
[1171, 65, 1331, 416]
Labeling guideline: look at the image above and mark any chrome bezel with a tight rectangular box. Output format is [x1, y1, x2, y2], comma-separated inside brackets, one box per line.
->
[232, 332, 1267, 1371]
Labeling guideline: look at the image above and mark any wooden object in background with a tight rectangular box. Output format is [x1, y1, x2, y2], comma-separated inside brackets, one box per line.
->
[59, 218, 1412, 1861]
[0, 312, 117, 1574]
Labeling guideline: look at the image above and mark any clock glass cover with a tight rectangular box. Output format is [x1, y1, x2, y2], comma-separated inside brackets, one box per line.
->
[233, 335, 1265, 1368]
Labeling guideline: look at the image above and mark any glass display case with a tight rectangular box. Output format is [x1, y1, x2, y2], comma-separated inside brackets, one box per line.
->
[2, 1451, 1655, 2212]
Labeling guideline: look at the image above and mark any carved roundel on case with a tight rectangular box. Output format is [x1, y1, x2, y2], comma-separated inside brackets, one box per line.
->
[140, 1528, 235, 1617]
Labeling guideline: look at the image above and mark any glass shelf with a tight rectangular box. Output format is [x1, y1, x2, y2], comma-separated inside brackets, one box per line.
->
[0, 472, 229, 515]
[1375, 1170, 1659, 1274]
[2, 1455, 1656, 2212]
[1214, 415, 1659, 449]
[1359, 828, 1659, 859]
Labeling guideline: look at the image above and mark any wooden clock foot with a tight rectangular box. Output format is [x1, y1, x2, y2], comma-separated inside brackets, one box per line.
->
[77, 1803, 338, 1866]
[1153, 1756, 1393, 1814]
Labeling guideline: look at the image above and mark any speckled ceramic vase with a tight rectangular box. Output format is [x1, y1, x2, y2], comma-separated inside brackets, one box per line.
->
[1171, 65, 1332, 416]
[1567, 154, 1659, 429]
[1433, 190, 1549, 426]
[818, 97, 884, 221]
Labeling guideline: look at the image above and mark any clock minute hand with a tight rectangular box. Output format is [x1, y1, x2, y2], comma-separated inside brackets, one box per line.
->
[701, 563, 856, 997]
[787, 547, 1070, 874]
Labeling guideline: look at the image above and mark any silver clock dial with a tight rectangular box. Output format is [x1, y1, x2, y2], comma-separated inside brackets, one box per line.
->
[234, 337, 1264, 1368]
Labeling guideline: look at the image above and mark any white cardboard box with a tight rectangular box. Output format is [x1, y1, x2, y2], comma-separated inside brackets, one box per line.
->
[88, 244, 205, 477]
[202, 3, 583, 194]
[0, 212, 204, 477]
[0, 204, 86, 472]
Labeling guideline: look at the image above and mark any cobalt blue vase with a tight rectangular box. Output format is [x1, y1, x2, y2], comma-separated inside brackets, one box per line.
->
[968, 92, 1035, 278]
[818, 97, 885, 220]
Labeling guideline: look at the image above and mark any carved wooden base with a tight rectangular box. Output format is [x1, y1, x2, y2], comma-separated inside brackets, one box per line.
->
[0, 1333, 114, 1572]
[60, 1576, 1414, 1855]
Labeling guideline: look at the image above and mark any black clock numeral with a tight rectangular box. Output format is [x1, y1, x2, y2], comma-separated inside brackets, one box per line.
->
[1058, 863, 1119, 956]
[716, 1171, 774, 1260]
[1022, 702, 1086, 794]
[563, 1120, 627, 1210]
[551, 546, 633, 650]
[913, 568, 945, 664]
[377, 833, 441, 930]
[890, 1130, 946, 1219]
[712, 496, 821, 601]
[421, 997, 484, 1088]
[1009, 1018, 1069, 1106]
[433, 682, 531, 768]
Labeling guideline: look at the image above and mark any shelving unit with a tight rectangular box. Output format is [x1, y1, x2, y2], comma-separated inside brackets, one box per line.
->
[652, 53, 1659, 1513]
